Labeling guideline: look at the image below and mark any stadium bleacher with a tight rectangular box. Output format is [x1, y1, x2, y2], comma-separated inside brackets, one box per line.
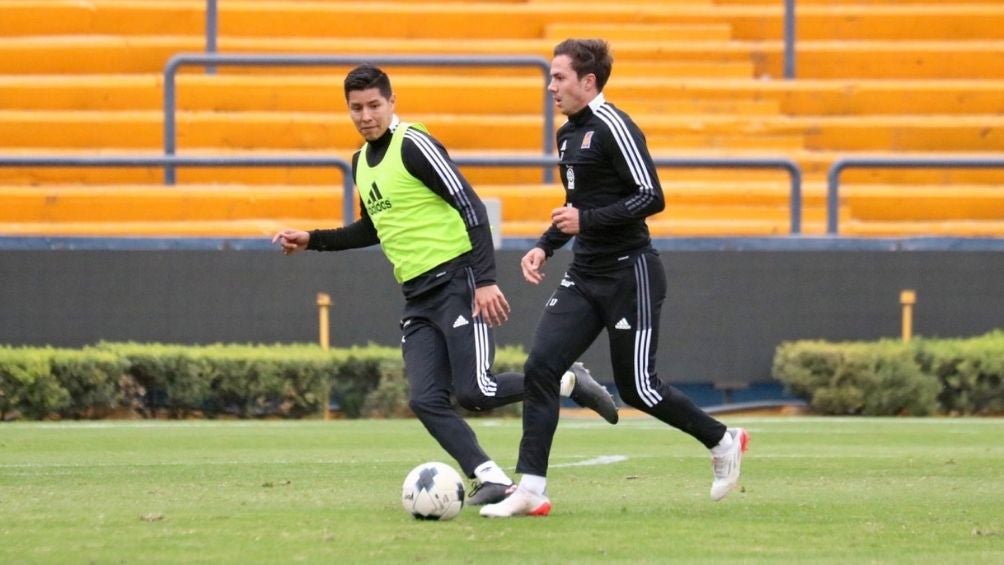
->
[0, 0, 1002, 238]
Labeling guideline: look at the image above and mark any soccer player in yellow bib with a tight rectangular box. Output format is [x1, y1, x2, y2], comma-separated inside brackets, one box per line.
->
[272, 65, 619, 506]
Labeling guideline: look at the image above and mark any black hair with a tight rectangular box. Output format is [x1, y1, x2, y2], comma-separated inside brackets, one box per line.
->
[343, 64, 393, 100]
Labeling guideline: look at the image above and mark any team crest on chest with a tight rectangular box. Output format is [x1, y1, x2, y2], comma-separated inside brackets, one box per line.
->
[581, 131, 594, 149]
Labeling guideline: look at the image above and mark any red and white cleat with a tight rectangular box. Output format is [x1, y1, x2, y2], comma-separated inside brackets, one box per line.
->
[710, 427, 750, 501]
[479, 486, 552, 518]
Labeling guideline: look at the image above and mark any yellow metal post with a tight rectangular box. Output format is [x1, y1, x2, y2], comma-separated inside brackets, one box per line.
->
[317, 292, 331, 350]
[317, 292, 332, 420]
[900, 289, 916, 342]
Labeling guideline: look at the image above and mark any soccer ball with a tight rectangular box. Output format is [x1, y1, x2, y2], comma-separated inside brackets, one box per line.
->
[401, 461, 465, 520]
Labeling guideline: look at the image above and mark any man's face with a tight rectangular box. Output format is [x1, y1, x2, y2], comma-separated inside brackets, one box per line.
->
[548, 54, 592, 116]
[347, 87, 395, 142]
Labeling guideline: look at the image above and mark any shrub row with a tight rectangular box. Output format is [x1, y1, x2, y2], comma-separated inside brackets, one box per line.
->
[0, 342, 527, 421]
[773, 330, 1004, 416]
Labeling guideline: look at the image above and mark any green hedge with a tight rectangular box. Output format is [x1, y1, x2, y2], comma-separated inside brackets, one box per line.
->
[913, 332, 1004, 415]
[773, 330, 1004, 416]
[0, 343, 528, 421]
[0, 347, 126, 420]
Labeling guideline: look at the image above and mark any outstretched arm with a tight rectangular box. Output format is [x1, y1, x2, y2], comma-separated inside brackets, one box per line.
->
[272, 229, 310, 254]
[271, 211, 380, 255]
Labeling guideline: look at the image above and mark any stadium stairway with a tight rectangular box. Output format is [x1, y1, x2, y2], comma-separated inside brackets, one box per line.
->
[0, 0, 1003, 238]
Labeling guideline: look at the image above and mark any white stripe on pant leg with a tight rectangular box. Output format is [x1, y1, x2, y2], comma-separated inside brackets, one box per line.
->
[634, 328, 660, 407]
[474, 318, 496, 396]
[634, 257, 662, 407]
[466, 267, 497, 396]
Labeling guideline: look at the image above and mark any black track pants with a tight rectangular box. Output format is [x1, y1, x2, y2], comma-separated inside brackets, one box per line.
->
[516, 249, 727, 477]
[402, 266, 523, 478]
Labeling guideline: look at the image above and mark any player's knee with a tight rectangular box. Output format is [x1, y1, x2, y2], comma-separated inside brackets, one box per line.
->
[408, 394, 445, 418]
[407, 396, 429, 417]
[523, 355, 560, 381]
[618, 390, 648, 410]
[453, 390, 487, 412]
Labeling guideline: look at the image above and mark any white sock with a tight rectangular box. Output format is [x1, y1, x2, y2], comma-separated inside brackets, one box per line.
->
[710, 429, 734, 456]
[559, 371, 575, 397]
[474, 460, 512, 486]
[519, 474, 547, 496]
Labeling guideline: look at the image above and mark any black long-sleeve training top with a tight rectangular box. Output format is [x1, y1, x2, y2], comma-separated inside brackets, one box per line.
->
[535, 93, 665, 268]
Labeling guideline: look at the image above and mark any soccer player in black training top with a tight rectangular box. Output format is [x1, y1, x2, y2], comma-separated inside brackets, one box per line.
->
[481, 40, 750, 518]
[272, 65, 617, 506]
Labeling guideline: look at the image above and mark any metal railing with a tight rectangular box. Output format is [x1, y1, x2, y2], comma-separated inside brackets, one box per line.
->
[163, 53, 554, 184]
[201, 0, 798, 79]
[1, 154, 803, 234]
[204, 0, 217, 74]
[444, 155, 805, 234]
[0, 155, 355, 225]
[784, 0, 797, 79]
[826, 156, 1004, 234]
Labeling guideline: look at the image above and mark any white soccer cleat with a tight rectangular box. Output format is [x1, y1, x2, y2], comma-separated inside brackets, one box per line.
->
[479, 486, 552, 518]
[710, 427, 750, 501]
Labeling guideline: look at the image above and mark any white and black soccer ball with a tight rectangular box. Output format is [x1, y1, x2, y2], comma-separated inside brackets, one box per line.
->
[401, 461, 465, 520]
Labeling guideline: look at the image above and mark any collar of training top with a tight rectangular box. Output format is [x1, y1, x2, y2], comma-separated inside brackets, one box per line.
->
[569, 93, 606, 125]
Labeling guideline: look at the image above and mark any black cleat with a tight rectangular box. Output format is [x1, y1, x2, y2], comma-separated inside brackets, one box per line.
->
[568, 362, 619, 424]
[467, 481, 517, 506]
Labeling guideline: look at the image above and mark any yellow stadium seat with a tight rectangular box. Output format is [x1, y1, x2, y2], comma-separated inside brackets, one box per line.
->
[0, 0, 1002, 237]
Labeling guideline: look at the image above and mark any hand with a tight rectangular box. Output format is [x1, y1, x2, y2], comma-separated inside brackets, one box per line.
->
[271, 229, 310, 255]
[520, 247, 547, 285]
[551, 206, 580, 235]
[472, 284, 510, 327]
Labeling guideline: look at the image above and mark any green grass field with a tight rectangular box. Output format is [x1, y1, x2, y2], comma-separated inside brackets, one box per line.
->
[1, 416, 1002, 564]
